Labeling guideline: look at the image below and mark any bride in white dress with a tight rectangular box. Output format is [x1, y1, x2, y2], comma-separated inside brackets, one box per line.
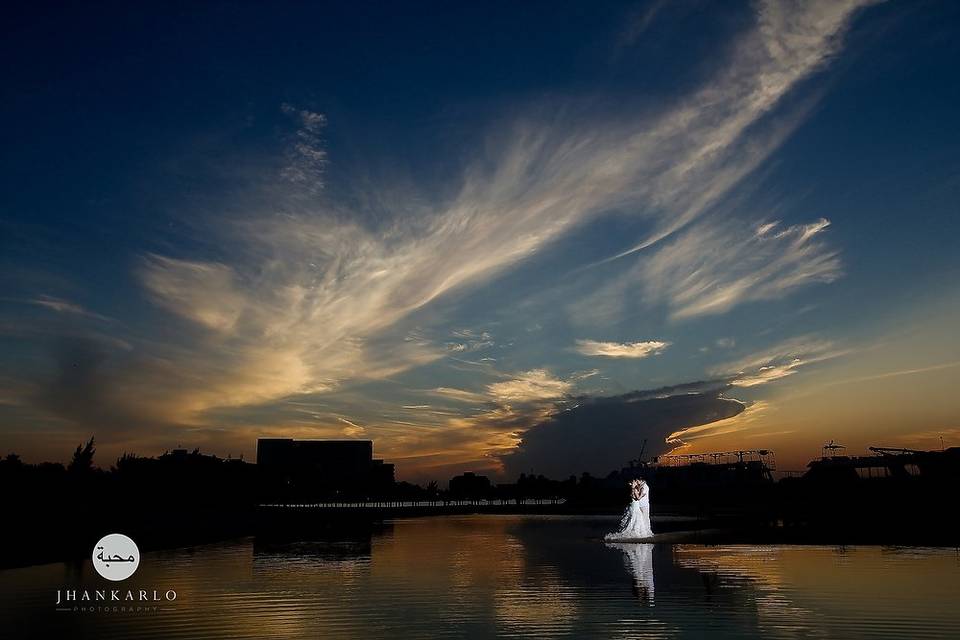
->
[604, 478, 654, 540]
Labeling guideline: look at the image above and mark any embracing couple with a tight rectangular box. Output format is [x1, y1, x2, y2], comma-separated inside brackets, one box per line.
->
[604, 478, 654, 540]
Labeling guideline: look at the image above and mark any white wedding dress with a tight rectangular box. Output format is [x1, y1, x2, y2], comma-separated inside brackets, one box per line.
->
[604, 482, 654, 540]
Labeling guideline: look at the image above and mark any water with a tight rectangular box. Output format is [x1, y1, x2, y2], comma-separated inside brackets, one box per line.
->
[2, 515, 958, 639]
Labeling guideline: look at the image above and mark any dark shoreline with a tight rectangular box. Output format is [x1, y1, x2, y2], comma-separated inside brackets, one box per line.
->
[4, 506, 958, 572]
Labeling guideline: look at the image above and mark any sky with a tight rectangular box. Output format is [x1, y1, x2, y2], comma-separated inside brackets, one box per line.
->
[1, 0, 958, 483]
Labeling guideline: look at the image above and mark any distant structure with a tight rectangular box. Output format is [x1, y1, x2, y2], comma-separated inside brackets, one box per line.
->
[821, 440, 846, 459]
[449, 472, 491, 500]
[647, 449, 776, 486]
[803, 445, 960, 483]
[257, 438, 395, 502]
[610, 449, 777, 508]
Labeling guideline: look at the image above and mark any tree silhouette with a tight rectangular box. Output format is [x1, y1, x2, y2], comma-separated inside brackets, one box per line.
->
[67, 436, 96, 473]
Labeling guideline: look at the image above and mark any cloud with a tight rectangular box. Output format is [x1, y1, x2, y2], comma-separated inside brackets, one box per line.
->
[337, 416, 366, 437]
[606, 0, 879, 260]
[139, 255, 246, 332]
[7, 1, 876, 466]
[428, 387, 492, 404]
[640, 218, 841, 320]
[130, 0, 871, 426]
[395, 379, 734, 481]
[828, 361, 960, 386]
[280, 104, 327, 193]
[571, 369, 600, 381]
[29, 336, 180, 438]
[615, 0, 670, 51]
[731, 362, 803, 387]
[28, 295, 111, 323]
[712, 336, 847, 387]
[666, 399, 771, 444]
[487, 369, 573, 404]
[373, 402, 544, 483]
[574, 339, 670, 358]
[500, 384, 745, 478]
[447, 329, 495, 353]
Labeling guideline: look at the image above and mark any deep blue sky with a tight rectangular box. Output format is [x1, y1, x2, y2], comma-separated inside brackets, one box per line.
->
[2, 1, 959, 481]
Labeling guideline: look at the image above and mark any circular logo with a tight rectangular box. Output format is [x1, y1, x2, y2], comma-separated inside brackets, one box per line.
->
[92, 533, 140, 581]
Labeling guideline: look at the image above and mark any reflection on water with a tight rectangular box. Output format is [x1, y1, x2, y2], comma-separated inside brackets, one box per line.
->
[606, 543, 655, 603]
[1, 515, 959, 639]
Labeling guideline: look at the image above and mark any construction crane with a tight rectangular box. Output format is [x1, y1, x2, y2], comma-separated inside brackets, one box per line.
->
[627, 438, 648, 468]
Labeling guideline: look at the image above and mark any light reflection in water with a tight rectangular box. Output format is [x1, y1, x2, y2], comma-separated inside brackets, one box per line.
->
[0, 515, 958, 639]
[606, 543, 655, 603]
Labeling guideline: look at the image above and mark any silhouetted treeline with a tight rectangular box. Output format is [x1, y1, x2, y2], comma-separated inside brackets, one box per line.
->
[2, 439, 573, 567]
[451, 472, 600, 505]
[444, 450, 960, 544]
[0, 439, 261, 568]
[4, 440, 960, 568]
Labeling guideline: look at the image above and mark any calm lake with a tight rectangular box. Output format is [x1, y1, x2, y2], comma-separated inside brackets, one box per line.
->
[2, 515, 958, 639]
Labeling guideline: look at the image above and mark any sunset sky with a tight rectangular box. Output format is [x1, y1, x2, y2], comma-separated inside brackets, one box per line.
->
[2, 1, 958, 482]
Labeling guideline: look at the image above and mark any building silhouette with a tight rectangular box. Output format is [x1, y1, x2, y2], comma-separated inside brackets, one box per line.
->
[257, 438, 395, 502]
[449, 471, 491, 500]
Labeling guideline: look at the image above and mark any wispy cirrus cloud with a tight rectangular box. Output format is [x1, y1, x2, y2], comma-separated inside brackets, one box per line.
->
[446, 329, 495, 353]
[487, 369, 573, 404]
[133, 2, 870, 425]
[280, 103, 328, 193]
[835, 361, 960, 385]
[428, 387, 492, 404]
[28, 295, 111, 323]
[140, 255, 245, 332]
[640, 218, 841, 320]
[337, 416, 366, 437]
[11, 1, 877, 474]
[731, 362, 805, 387]
[605, 0, 880, 260]
[574, 339, 671, 358]
[713, 335, 849, 387]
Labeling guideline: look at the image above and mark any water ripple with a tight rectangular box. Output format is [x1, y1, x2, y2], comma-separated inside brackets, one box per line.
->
[1, 516, 958, 639]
